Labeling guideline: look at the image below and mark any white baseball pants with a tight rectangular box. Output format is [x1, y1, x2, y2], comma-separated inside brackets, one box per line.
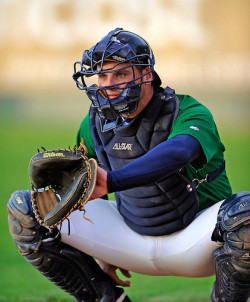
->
[60, 198, 223, 277]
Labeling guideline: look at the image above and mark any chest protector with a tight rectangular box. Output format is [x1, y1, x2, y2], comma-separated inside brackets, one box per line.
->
[89, 87, 199, 236]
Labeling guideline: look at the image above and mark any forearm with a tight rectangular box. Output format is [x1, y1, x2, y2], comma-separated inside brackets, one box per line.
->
[107, 135, 203, 192]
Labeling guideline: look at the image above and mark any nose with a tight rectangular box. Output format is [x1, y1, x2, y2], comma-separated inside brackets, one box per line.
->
[98, 74, 120, 99]
[98, 74, 114, 88]
[105, 75, 116, 88]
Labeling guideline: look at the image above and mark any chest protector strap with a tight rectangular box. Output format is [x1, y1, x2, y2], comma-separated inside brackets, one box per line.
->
[89, 87, 199, 236]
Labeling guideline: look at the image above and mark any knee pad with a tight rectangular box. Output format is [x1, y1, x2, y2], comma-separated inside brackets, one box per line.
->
[212, 192, 250, 268]
[7, 190, 53, 255]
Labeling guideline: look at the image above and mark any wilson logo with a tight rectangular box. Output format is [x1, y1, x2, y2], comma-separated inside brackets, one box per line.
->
[113, 143, 132, 151]
[43, 152, 65, 158]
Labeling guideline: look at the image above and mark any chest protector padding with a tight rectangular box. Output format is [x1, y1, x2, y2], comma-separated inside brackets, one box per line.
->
[89, 87, 199, 236]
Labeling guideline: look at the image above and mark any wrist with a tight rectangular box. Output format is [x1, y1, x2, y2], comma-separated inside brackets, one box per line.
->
[107, 172, 114, 193]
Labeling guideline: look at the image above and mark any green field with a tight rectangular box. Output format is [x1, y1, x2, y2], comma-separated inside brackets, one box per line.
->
[0, 92, 249, 302]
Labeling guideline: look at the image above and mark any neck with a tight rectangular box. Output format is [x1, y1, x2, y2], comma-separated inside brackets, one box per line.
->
[128, 85, 154, 118]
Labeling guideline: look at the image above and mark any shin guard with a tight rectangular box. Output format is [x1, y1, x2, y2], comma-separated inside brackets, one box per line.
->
[211, 192, 250, 302]
[7, 190, 130, 302]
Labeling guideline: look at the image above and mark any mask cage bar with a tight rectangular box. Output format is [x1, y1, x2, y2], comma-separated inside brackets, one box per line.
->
[86, 84, 137, 133]
[73, 58, 155, 92]
[89, 83, 139, 110]
[73, 61, 155, 122]
[73, 64, 154, 112]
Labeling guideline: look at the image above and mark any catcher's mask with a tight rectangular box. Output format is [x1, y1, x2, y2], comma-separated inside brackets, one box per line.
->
[73, 27, 161, 132]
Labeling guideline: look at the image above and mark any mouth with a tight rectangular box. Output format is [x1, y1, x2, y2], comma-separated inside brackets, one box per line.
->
[108, 94, 119, 99]
[106, 91, 120, 99]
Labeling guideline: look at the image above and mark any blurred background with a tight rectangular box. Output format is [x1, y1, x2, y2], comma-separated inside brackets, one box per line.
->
[0, 0, 249, 301]
[0, 0, 249, 125]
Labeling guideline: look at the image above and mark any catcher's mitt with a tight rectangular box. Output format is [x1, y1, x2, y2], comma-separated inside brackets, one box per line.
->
[29, 141, 97, 228]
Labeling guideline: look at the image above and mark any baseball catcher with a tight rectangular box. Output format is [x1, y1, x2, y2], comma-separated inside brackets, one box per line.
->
[7, 28, 250, 302]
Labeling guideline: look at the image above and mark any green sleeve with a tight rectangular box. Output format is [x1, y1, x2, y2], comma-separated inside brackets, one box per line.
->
[168, 95, 225, 168]
[76, 113, 97, 159]
[169, 95, 232, 210]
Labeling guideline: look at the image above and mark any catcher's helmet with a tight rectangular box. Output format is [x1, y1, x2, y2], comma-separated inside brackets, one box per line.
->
[73, 28, 161, 131]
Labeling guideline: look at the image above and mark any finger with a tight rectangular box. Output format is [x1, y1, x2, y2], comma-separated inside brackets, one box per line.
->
[110, 270, 131, 287]
[119, 268, 132, 278]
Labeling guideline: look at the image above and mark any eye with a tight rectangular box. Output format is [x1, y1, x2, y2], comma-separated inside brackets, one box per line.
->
[98, 74, 106, 80]
[117, 71, 127, 78]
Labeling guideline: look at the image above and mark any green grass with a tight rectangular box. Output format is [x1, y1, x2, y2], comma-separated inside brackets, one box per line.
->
[0, 114, 249, 302]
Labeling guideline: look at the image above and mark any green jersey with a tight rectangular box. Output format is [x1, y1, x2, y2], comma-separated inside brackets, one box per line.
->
[77, 94, 232, 211]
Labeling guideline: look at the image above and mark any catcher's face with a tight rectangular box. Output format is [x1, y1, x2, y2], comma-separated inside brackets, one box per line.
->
[97, 61, 153, 117]
[97, 62, 141, 99]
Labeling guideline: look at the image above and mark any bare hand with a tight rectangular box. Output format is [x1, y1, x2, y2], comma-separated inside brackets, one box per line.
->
[90, 166, 108, 200]
[96, 259, 131, 287]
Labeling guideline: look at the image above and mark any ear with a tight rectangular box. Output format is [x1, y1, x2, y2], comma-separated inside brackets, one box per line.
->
[143, 67, 153, 82]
